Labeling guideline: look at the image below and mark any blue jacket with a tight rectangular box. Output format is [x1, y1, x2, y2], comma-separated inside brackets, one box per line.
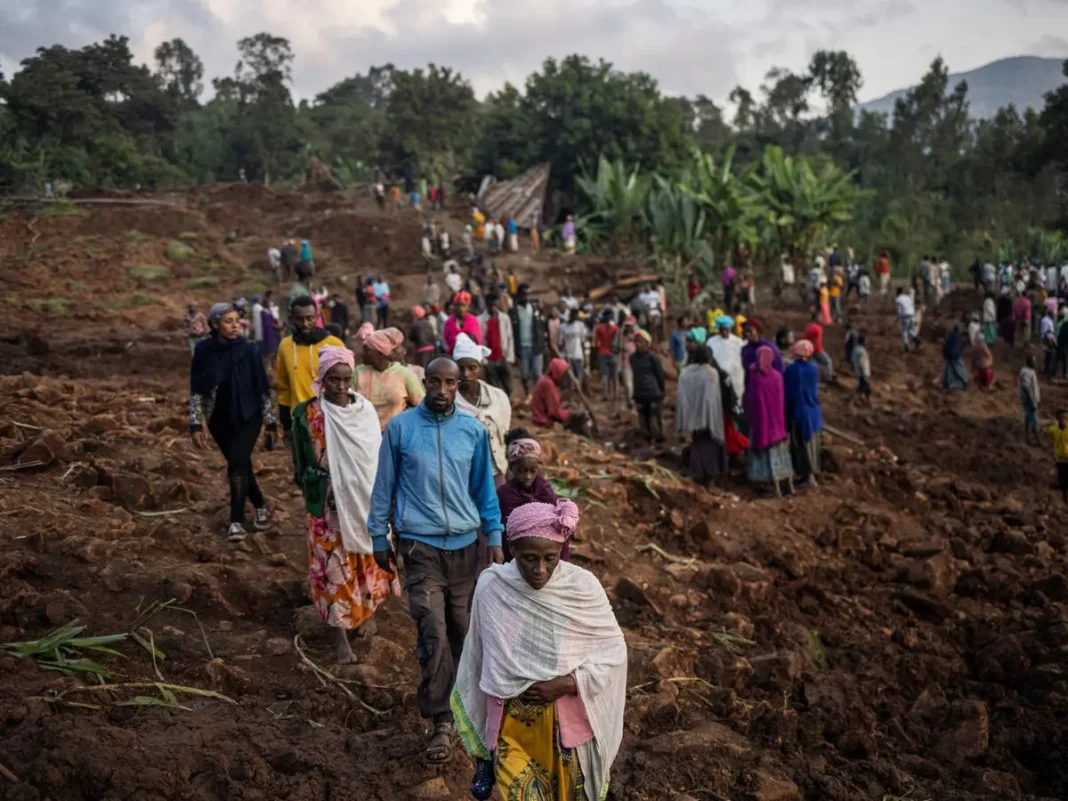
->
[368, 402, 503, 552]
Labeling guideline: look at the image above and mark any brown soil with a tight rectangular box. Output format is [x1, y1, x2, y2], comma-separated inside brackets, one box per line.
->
[1, 186, 1067, 801]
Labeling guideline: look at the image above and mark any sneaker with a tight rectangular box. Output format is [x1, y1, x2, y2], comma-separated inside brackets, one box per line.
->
[253, 507, 270, 531]
[227, 523, 248, 542]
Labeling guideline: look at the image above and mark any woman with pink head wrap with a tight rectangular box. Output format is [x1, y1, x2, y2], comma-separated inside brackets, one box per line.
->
[496, 428, 563, 562]
[290, 343, 400, 664]
[443, 289, 483, 353]
[354, 326, 425, 431]
[745, 344, 794, 496]
[452, 497, 627, 801]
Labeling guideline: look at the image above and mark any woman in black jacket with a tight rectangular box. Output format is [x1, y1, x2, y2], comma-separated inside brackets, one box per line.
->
[629, 330, 666, 443]
[189, 303, 276, 541]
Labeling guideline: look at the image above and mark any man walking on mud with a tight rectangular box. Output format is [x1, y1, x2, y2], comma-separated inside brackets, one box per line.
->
[368, 356, 503, 764]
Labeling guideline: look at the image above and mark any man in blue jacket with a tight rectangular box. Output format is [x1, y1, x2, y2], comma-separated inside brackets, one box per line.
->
[368, 356, 503, 764]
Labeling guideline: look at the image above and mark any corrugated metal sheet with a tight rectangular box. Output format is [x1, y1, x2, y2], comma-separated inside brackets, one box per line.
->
[478, 163, 551, 229]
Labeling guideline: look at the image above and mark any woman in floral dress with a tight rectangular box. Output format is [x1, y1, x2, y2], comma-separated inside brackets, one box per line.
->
[291, 346, 400, 663]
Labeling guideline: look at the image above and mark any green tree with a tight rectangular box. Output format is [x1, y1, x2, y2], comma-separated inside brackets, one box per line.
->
[154, 38, 204, 110]
[380, 64, 477, 178]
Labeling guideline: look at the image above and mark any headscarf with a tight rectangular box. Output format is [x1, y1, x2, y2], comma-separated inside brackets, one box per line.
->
[754, 345, 775, 374]
[792, 340, 814, 359]
[733, 315, 747, 337]
[207, 303, 233, 327]
[453, 291, 472, 306]
[635, 330, 652, 343]
[506, 498, 580, 544]
[355, 322, 375, 344]
[743, 318, 762, 334]
[453, 332, 491, 363]
[365, 327, 404, 356]
[715, 315, 734, 330]
[687, 327, 708, 345]
[624, 315, 637, 326]
[506, 438, 542, 463]
[312, 345, 356, 395]
[547, 358, 570, 382]
[411, 305, 426, 319]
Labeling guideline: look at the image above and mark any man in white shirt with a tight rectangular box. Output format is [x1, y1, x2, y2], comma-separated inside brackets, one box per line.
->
[559, 310, 588, 387]
[895, 288, 920, 352]
[444, 262, 463, 295]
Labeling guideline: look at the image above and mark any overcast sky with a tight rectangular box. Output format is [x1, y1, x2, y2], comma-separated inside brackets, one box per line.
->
[2, 0, 1067, 106]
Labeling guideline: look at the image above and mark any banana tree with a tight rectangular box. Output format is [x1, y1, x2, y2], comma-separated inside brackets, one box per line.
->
[680, 146, 760, 268]
[750, 146, 869, 270]
[643, 176, 712, 296]
[574, 155, 652, 265]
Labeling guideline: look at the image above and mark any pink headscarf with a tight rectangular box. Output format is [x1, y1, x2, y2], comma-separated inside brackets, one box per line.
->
[754, 345, 775, 374]
[453, 291, 472, 306]
[411, 305, 426, 320]
[792, 339, 814, 359]
[506, 499, 579, 543]
[312, 345, 356, 394]
[365, 327, 405, 356]
[355, 322, 374, 344]
[506, 438, 542, 463]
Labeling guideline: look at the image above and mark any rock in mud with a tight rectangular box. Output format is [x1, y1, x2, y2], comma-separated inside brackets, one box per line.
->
[909, 684, 948, 719]
[702, 651, 753, 692]
[974, 770, 1021, 798]
[900, 552, 959, 598]
[294, 606, 324, 640]
[108, 471, 155, 509]
[1032, 573, 1068, 602]
[934, 700, 989, 767]
[267, 553, 288, 566]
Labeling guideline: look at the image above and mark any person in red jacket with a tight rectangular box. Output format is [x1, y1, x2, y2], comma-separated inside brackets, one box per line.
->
[531, 358, 572, 428]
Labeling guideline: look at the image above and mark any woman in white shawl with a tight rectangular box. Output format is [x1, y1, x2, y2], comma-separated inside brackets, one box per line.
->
[676, 329, 727, 485]
[707, 314, 746, 405]
[451, 499, 627, 801]
[291, 346, 400, 664]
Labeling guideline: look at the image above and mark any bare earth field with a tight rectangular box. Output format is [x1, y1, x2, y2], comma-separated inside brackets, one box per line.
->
[1, 186, 1067, 801]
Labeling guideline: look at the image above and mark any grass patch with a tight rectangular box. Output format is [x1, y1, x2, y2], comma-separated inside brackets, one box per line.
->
[187, 276, 219, 289]
[165, 241, 195, 261]
[128, 264, 171, 283]
[64, 279, 90, 292]
[242, 280, 267, 297]
[24, 297, 70, 316]
[804, 630, 829, 671]
[106, 293, 161, 310]
[202, 260, 223, 271]
[123, 230, 151, 243]
[36, 201, 88, 218]
[178, 231, 200, 241]
[71, 234, 102, 244]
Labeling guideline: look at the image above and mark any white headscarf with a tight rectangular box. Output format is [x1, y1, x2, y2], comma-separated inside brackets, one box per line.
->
[453, 332, 491, 363]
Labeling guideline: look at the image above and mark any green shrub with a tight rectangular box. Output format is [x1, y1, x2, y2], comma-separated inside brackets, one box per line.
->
[36, 201, 88, 218]
[165, 241, 195, 261]
[178, 231, 199, 241]
[25, 297, 69, 316]
[187, 277, 219, 289]
[128, 264, 170, 282]
[123, 230, 151, 243]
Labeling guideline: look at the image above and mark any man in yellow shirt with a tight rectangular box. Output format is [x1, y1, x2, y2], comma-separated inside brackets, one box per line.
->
[1051, 409, 1068, 507]
[829, 273, 844, 323]
[277, 296, 344, 443]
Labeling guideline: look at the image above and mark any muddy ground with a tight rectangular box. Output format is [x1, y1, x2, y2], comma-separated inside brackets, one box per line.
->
[1, 186, 1067, 801]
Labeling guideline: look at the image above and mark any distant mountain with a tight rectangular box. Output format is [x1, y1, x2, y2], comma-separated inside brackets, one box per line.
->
[856, 56, 1066, 120]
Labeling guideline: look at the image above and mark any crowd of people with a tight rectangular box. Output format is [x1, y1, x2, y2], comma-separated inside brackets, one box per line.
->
[185, 202, 1068, 801]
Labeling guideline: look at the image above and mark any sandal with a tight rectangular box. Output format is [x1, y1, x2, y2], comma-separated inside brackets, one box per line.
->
[425, 722, 455, 764]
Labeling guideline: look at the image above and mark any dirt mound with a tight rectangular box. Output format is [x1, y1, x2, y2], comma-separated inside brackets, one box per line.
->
[2, 187, 1068, 800]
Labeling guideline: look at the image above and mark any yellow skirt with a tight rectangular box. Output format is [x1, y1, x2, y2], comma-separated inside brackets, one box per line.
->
[496, 699, 585, 801]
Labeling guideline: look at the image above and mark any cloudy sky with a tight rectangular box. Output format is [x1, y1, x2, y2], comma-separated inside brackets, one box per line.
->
[1, 0, 1067, 106]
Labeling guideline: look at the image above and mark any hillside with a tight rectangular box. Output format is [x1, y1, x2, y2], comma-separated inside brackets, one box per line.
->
[857, 55, 1065, 119]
